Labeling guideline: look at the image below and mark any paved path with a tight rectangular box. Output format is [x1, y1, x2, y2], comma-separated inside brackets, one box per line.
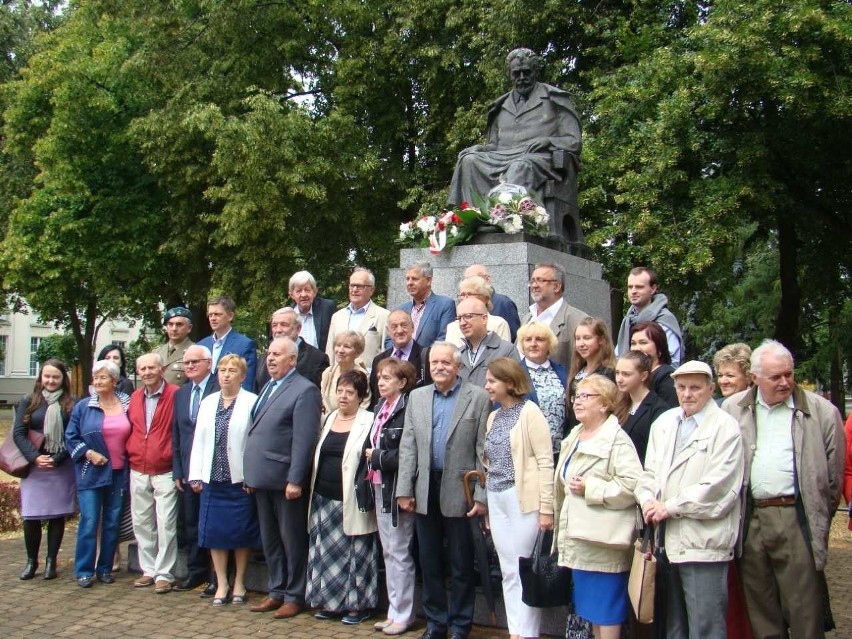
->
[1, 524, 852, 639]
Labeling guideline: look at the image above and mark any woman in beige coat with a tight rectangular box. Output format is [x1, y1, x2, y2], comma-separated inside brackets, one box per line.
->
[306, 369, 378, 624]
[553, 375, 643, 639]
[483, 358, 554, 639]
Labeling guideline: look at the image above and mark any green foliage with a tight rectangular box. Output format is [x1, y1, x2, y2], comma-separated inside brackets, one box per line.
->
[35, 333, 79, 367]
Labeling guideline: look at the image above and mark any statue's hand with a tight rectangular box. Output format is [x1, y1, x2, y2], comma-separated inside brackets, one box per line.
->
[526, 138, 551, 153]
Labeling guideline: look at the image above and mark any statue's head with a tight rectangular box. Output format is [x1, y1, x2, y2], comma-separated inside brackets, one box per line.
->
[506, 48, 540, 97]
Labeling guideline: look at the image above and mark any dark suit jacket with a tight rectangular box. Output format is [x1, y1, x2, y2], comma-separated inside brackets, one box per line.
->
[368, 341, 431, 411]
[243, 371, 322, 491]
[171, 375, 220, 481]
[491, 292, 521, 342]
[394, 294, 456, 348]
[197, 329, 257, 391]
[622, 391, 670, 464]
[256, 340, 330, 390]
[290, 297, 336, 352]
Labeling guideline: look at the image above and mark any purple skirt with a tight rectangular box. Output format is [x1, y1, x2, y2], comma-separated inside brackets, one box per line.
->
[20, 461, 76, 519]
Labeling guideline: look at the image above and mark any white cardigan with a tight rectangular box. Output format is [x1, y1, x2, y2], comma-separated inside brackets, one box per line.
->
[309, 407, 377, 536]
[188, 389, 258, 484]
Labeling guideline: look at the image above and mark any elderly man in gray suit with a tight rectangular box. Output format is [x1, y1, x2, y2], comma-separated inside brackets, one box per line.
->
[457, 297, 519, 387]
[397, 342, 491, 639]
[519, 262, 587, 369]
[243, 337, 321, 619]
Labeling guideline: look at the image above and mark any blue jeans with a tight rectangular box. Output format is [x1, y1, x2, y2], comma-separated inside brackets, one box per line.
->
[75, 469, 125, 577]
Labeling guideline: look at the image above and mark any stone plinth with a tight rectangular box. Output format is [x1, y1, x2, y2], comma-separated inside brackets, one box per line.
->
[389, 235, 611, 327]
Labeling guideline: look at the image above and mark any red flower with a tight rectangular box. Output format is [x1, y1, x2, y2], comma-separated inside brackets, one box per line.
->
[460, 201, 473, 210]
[451, 214, 462, 224]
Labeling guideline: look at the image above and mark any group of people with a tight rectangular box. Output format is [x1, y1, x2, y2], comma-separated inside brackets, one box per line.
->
[10, 261, 846, 639]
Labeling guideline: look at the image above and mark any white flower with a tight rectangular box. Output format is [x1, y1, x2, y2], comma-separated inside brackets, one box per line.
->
[498, 191, 513, 204]
[450, 226, 459, 237]
[399, 222, 413, 238]
[504, 214, 523, 233]
[416, 216, 436, 233]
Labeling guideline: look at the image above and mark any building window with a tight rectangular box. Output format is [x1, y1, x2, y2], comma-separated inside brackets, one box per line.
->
[29, 337, 42, 376]
[0, 335, 7, 376]
[112, 340, 127, 350]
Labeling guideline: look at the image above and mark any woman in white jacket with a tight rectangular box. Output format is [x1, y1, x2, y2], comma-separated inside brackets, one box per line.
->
[188, 354, 259, 606]
[553, 374, 643, 639]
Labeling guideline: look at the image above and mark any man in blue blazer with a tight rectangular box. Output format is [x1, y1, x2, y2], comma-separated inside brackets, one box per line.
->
[197, 295, 257, 390]
[394, 262, 455, 348]
[244, 337, 322, 619]
[171, 344, 220, 594]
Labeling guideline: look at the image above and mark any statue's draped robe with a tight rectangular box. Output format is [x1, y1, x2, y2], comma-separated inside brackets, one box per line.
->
[448, 83, 582, 206]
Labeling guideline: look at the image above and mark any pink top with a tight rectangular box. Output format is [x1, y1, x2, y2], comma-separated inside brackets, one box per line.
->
[102, 413, 132, 470]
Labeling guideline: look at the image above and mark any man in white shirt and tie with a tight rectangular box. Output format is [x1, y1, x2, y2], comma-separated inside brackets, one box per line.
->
[326, 267, 390, 368]
[171, 345, 219, 594]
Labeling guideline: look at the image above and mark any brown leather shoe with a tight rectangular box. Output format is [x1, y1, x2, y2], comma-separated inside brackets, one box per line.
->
[273, 602, 303, 619]
[134, 575, 155, 588]
[250, 597, 284, 613]
[154, 579, 173, 594]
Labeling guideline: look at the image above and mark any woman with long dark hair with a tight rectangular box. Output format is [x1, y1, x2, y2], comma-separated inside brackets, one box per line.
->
[97, 344, 135, 395]
[628, 321, 677, 408]
[13, 359, 77, 580]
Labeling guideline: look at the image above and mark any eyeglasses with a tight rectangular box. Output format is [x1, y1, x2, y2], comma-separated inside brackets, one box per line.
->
[528, 278, 557, 286]
[573, 392, 601, 402]
[348, 283, 373, 290]
[456, 313, 487, 323]
[183, 358, 211, 367]
[457, 292, 482, 299]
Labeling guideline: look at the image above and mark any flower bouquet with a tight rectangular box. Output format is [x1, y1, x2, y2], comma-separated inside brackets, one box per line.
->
[398, 184, 550, 254]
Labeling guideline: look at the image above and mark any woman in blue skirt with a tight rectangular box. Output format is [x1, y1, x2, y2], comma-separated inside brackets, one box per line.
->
[552, 375, 643, 639]
[188, 354, 260, 606]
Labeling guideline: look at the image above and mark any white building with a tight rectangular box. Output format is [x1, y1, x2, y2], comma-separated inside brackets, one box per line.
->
[0, 304, 145, 405]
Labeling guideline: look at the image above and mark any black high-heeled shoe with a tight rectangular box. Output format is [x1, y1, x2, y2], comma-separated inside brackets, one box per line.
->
[20, 559, 38, 580]
[43, 558, 57, 580]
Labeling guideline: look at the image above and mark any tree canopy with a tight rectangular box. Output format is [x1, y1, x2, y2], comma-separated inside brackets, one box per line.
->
[0, 0, 849, 406]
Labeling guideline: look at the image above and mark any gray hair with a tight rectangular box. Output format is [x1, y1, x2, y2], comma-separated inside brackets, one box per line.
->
[92, 360, 120, 381]
[405, 261, 433, 278]
[506, 48, 541, 72]
[352, 266, 376, 287]
[272, 306, 302, 327]
[534, 262, 566, 293]
[750, 339, 794, 376]
[430, 341, 463, 366]
[288, 270, 317, 292]
[186, 344, 212, 359]
[270, 336, 298, 357]
[136, 352, 165, 368]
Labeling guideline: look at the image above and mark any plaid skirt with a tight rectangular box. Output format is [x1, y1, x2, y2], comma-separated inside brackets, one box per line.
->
[305, 492, 379, 612]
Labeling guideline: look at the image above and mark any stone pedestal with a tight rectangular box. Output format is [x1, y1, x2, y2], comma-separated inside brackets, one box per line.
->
[389, 235, 611, 328]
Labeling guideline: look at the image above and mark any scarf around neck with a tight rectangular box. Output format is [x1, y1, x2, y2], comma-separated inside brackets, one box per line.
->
[41, 389, 65, 454]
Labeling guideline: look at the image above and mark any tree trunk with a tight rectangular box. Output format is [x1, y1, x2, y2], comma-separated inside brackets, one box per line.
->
[773, 212, 800, 359]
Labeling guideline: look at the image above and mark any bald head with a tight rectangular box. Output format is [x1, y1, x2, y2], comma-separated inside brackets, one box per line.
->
[463, 264, 491, 283]
[457, 298, 488, 342]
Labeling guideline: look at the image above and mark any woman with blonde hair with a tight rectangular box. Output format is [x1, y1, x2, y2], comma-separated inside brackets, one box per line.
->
[712, 343, 752, 401]
[188, 354, 260, 605]
[483, 357, 554, 639]
[566, 317, 616, 430]
[321, 330, 370, 414]
[517, 321, 567, 457]
[553, 374, 643, 639]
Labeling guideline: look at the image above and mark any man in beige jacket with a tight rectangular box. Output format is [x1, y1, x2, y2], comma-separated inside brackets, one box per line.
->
[722, 340, 844, 639]
[635, 360, 744, 639]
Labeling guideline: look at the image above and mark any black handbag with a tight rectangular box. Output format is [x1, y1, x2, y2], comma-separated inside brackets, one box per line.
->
[519, 528, 572, 608]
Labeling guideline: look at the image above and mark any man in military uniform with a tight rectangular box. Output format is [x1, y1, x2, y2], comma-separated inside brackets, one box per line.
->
[155, 307, 194, 386]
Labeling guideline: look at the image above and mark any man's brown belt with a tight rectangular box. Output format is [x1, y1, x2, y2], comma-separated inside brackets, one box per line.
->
[753, 495, 796, 508]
